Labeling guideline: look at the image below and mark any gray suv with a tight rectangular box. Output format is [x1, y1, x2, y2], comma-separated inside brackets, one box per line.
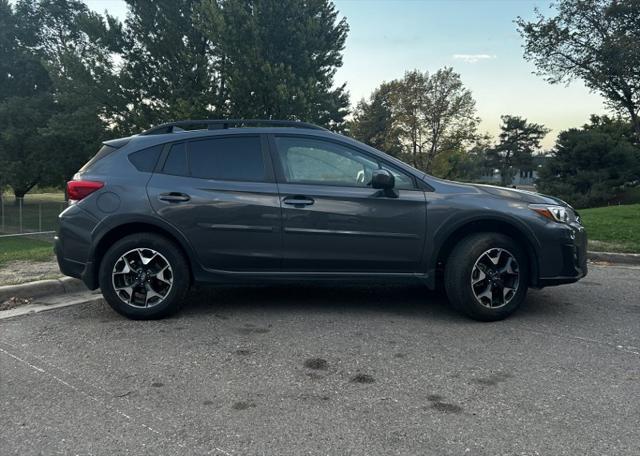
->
[55, 120, 587, 321]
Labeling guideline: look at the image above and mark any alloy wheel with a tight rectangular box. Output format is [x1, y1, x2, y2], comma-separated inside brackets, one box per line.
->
[470, 248, 520, 309]
[111, 248, 173, 308]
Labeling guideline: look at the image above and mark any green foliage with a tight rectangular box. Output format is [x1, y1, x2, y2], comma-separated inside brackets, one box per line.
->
[118, 0, 216, 132]
[348, 67, 479, 173]
[118, 0, 349, 131]
[0, 0, 122, 195]
[537, 116, 640, 208]
[1, 0, 351, 196]
[203, 0, 350, 128]
[580, 204, 640, 253]
[517, 0, 640, 140]
[348, 82, 403, 157]
[485, 115, 549, 186]
[0, 95, 56, 197]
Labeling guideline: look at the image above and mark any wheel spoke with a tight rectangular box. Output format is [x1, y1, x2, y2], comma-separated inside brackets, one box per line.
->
[502, 286, 515, 300]
[487, 249, 502, 266]
[476, 283, 493, 302]
[500, 256, 517, 275]
[472, 268, 486, 285]
[144, 284, 163, 307]
[152, 265, 172, 285]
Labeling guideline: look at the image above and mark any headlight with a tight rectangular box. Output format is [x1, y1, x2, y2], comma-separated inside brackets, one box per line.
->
[529, 204, 576, 223]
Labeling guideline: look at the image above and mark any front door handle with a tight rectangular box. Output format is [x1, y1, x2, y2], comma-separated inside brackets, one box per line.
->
[283, 196, 315, 207]
[159, 192, 191, 203]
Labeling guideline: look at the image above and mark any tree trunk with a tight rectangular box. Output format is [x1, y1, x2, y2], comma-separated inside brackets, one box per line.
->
[630, 110, 640, 143]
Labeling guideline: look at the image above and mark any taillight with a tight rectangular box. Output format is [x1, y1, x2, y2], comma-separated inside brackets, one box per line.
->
[66, 180, 104, 202]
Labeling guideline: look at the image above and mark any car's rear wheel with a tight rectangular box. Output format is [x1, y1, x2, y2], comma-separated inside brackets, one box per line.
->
[444, 233, 528, 321]
[99, 233, 190, 320]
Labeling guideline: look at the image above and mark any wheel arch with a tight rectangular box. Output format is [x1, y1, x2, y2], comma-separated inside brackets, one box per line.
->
[433, 217, 540, 287]
[89, 215, 198, 288]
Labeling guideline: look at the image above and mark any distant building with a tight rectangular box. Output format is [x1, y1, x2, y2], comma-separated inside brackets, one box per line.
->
[477, 155, 548, 189]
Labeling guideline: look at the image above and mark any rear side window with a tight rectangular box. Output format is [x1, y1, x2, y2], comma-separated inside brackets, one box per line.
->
[78, 145, 117, 173]
[162, 143, 188, 176]
[189, 136, 264, 181]
[128, 144, 163, 172]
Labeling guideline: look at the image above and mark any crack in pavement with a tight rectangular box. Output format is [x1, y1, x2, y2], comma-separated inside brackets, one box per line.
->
[0, 340, 232, 456]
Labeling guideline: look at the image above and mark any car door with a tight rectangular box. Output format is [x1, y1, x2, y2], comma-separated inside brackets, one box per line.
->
[147, 134, 282, 272]
[271, 134, 427, 273]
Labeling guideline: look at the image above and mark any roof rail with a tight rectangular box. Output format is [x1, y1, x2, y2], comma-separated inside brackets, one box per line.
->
[139, 119, 327, 135]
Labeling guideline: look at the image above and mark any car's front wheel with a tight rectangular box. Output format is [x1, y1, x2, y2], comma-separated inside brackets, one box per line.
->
[444, 233, 528, 321]
[99, 233, 190, 320]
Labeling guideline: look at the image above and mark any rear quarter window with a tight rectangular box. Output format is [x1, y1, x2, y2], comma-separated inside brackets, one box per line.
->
[128, 144, 163, 172]
[79, 145, 117, 173]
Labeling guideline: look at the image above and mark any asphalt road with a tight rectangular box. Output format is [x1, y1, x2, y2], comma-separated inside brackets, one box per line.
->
[1, 264, 639, 456]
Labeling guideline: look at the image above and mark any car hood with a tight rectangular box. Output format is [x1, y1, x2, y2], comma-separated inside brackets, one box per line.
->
[471, 183, 568, 206]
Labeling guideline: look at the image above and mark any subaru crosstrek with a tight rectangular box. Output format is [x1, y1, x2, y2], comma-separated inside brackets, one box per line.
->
[55, 119, 587, 321]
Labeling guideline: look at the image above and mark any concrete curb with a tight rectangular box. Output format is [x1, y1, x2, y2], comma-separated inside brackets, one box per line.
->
[587, 251, 640, 265]
[0, 291, 103, 320]
[0, 277, 88, 302]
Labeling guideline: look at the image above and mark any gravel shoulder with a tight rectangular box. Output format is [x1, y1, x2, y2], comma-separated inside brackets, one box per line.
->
[0, 258, 60, 286]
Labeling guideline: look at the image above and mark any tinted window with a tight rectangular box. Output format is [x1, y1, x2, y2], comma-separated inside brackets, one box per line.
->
[275, 137, 415, 189]
[128, 145, 163, 172]
[190, 136, 264, 181]
[162, 143, 188, 176]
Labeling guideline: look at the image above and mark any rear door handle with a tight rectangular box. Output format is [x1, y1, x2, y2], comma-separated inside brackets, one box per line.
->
[159, 192, 191, 203]
[283, 196, 315, 206]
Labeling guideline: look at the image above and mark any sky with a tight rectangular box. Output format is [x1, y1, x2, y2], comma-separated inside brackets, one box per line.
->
[83, 0, 608, 148]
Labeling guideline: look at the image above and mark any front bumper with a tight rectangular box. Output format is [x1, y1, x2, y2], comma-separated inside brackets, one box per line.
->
[536, 221, 587, 287]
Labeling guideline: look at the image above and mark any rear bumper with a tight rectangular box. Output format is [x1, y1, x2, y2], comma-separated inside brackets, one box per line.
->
[536, 222, 587, 288]
[54, 205, 100, 290]
[54, 238, 99, 290]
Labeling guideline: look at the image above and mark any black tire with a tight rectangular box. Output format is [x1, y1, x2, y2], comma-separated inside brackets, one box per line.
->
[444, 233, 528, 321]
[99, 233, 190, 320]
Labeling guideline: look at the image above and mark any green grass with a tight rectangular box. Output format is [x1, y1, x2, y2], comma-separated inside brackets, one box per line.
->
[0, 237, 54, 266]
[0, 192, 66, 234]
[580, 204, 640, 253]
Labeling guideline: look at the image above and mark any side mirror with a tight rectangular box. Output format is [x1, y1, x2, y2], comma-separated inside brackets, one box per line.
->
[371, 168, 395, 190]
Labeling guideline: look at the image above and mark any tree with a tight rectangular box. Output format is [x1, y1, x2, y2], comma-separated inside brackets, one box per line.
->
[0, 0, 54, 198]
[0, 0, 123, 197]
[537, 115, 640, 208]
[0, 95, 55, 198]
[431, 133, 492, 181]
[486, 115, 549, 186]
[18, 0, 124, 188]
[348, 82, 403, 156]
[348, 67, 479, 173]
[118, 0, 217, 132]
[517, 0, 640, 140]
[198, 0, 350, 129]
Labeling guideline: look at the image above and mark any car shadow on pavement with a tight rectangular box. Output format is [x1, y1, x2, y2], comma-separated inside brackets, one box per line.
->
[179, 283, 464, 322]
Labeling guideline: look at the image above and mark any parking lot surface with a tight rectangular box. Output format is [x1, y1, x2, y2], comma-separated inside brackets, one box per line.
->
[1, 264, 639, 455]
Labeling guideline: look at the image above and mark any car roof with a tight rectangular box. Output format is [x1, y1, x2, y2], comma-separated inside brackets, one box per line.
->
[103, 125, 428, 182]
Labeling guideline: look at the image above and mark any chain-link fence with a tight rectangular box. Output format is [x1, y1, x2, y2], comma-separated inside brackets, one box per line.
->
[0, 193, 67, 242]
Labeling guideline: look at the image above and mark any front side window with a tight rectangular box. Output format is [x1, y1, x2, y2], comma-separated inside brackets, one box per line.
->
[275, 137, 415, 189]
[189, 136, 265, 181]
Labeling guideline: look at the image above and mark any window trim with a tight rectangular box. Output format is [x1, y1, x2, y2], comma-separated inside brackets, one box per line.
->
[269, 134, 420, 191]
